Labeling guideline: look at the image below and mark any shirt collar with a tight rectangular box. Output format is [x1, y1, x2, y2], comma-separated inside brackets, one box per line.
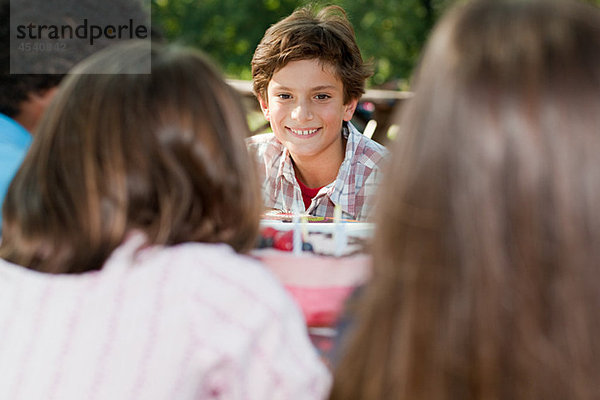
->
[277, 146, 297, 184]
[328, 121, 361, 216]
[274, 122, 362, 217]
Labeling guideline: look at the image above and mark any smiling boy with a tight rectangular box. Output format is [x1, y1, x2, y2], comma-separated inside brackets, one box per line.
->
[247, 5, 388, 221]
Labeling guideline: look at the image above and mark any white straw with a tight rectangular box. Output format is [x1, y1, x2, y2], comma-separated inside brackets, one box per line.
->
[292, 208, 302, 256]
[333, 204, 346, 257]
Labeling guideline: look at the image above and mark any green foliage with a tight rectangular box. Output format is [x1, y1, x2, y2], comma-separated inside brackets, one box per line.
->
[152, 0, 303, 79]
[151, 0, 454, 85]
[338, 0, 453, 88]
[152, 0, 600, 87]
[151, 0, 455, 85]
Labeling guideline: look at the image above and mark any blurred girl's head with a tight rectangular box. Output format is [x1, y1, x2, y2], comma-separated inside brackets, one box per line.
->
[1, 41, 261, 273]
[331, 0, 600, 398]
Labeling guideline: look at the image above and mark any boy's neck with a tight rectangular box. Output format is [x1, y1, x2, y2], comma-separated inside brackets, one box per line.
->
[291, 137, 346, 188]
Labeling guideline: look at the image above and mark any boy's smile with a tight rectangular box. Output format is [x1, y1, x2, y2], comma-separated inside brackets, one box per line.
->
[260, 59, 357, 169]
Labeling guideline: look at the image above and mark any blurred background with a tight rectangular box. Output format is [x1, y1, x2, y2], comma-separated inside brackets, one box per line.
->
[151, 0, 453, 89]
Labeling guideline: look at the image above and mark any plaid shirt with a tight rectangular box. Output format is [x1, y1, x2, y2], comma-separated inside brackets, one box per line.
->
[247, 123, 388, 221]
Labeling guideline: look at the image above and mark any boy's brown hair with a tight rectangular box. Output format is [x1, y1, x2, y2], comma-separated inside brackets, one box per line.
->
[251, 5, 371, 105]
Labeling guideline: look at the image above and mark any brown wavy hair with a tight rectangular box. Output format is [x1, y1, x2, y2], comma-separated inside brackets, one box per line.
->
[251, 5, 372, 105]
[0, 41, 262, 274]
[330, 0, 600, 399]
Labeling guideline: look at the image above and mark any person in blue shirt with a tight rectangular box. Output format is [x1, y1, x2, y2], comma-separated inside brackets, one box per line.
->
[0, 115, 33, 230]
[0, 71, 61, 234]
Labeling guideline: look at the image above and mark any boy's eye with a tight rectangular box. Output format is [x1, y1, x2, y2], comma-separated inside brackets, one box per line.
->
[277, 93, 291, 99]
[314, 94, 331, 100]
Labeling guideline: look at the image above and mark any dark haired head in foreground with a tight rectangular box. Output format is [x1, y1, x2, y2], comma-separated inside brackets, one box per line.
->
[1, 41, 261, 273]
[331, 0, 600, 399]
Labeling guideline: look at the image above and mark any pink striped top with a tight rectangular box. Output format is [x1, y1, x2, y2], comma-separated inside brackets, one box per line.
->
[0, 234, 330, 399]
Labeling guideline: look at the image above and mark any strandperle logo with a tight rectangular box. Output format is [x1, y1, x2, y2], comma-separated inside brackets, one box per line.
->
[16, 18, 148, 46]
[10, 0, 151, 74]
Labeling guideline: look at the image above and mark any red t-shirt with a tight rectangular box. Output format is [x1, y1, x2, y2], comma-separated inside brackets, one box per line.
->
[296, 177, 323, 210]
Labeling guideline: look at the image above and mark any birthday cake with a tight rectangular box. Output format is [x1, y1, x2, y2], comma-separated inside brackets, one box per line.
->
[252, 217, 373, 327]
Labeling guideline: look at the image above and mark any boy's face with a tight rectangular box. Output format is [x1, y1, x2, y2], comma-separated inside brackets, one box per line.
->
[259, 59, 358, 163]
